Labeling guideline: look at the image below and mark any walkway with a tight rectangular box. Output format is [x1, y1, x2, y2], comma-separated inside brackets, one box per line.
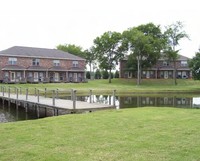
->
[0, 89, 114, 110]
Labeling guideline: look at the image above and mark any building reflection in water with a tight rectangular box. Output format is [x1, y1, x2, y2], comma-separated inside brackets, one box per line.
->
[119, 96, 193, 109]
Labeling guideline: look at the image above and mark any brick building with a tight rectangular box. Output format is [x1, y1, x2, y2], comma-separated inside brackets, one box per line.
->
[119, 54, 192, 79]
[0, 46, 86, 83]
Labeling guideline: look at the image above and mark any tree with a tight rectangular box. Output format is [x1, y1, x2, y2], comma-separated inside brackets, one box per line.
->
[164, 21, 189, 85]
[95, 69, 101, 79]
[122, 23, 165, 85]
[86, 71, 91, 79]
[93, 31, 123, 83]
[84, 47, 96, 80]
[189, 49, 200, 80]
[57, 44, 85, 58]
[114, 70, 119, 78]
[102, 70, 109, 79]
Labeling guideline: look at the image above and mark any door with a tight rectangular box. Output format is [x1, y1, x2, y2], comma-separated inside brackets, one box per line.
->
[39, 72, 44, 82]
[164, 71, 168, 79]
[34, 72, 38, 82]
[10, 72, 15, 82]
[182, 71, 187, 78]
[74, 73, 78, 82]
[146, 71, 150, 78]
[54, 72, 59, 82]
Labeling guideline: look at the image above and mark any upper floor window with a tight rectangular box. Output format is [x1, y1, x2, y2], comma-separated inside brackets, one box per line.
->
[72, 61, 78, 67]
[163, 61, 169, 66]
[181, 61, 188, 67]
[8, 57, 17, 65]
[32, 58, 40, 66]
[53, 60, 60, 66]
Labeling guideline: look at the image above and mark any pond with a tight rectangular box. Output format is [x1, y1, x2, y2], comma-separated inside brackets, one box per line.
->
[1, 94, 200, 123]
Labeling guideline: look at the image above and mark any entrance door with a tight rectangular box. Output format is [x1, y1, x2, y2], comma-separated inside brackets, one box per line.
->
[10, 72, 15, 82]
[34, 72, 38, 82]
[164, 71, 168, 79]
[39, 72, 44, 82]
[55, 72, 59, 82]
[182, 71, 186, 78]
[146, 71, 150, 78]
[74, 73, 78, 82]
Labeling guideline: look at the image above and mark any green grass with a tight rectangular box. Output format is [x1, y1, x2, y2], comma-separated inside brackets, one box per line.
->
[2, 78, 200, 95]
[0, 107, 200, 161]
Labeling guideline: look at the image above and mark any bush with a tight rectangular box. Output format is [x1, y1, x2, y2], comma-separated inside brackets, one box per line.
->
[86, 71, 90, 79]
[102, 70, 109, 79]
[115, 70, 119, 78]
[95, 69, 101, 79]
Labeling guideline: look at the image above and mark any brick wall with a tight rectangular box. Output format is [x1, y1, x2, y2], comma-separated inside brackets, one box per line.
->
[0, 56, 85, 69]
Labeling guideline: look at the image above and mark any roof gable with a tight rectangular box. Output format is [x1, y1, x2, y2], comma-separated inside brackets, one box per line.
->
[0, 46, 85, 60]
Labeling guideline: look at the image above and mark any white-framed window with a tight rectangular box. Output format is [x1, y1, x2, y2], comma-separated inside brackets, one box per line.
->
[72, 61, 78, 67]
[181, 61, 187, 67]
[8, 57, 17, 65]
[28, 72, 33, 77]
[32, 58, 40, 66]
[163, 61, 169, 66]
[53, 60, 60, 66]
[4, 72, 9, 77]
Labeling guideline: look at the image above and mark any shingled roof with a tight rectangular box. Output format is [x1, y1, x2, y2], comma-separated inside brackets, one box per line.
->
[0, 46, 85, 60]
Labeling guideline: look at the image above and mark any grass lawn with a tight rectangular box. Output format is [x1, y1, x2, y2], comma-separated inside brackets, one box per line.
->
[1, 78, 200, 95]
[0, 107, 200, 161]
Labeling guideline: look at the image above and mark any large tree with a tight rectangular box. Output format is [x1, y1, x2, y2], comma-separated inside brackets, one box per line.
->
[122, 23, 165, 85]
[164, 21, 189, 85]
[189, 49, 200, 80]
[84, 47, 96, 79]
[57, 44, 85, 58]
[93, 31, 123, 83]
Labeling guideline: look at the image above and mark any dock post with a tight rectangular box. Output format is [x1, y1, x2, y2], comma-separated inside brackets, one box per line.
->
[89, 89, 92, 103]
[45, 88, 47, 98]
[56, 89, 58, 99]
[113, 90, 116, 107]
[16, 88, 19, 99]
[37, 90, 40, 102]
[25, 103, 28, 113]
[71, 89, 73, 101]
[52, 90, 55, 106]
[8, 86, 10, 98]
[36, 105, 40, 118]
[73, 90, 76, 109]
[4, 86, 6, 93]
[26, 88, 28, 100]
[2, 86, 4, 96]
[8, 100, 11, 107]
[19, 87, 22, 95]
[109, 95, 111, 105]
[35, 88, 37, 96]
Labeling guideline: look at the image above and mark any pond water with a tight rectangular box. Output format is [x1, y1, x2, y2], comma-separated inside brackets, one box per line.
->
[1, 94, 200, 123]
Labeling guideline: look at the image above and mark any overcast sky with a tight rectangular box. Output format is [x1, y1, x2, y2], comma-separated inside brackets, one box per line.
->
[0, 0, 199, 58]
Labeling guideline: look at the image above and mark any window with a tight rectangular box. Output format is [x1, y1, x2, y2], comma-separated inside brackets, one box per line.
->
[32, 58, 40, 66]
[28, 72, 33, 77]
[4, 72, 9, 77]
[53, 60, 60, 66]
[72, 61, 78, 67]
[8, 57, 17, 65]
[181, 61, 187, 67]
[163, 61, 169, 66]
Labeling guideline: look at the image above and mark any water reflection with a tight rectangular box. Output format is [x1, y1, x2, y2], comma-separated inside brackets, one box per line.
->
[77, 95, 198, 109]
[1, 94, 200, 123]
[119, 96, 193, 108]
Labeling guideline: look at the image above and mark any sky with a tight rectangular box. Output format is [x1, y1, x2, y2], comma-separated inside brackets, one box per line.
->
[0, 0, 199, 58]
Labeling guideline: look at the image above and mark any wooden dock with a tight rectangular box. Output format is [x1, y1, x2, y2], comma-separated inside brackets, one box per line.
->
[0, 87, 116, 115]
